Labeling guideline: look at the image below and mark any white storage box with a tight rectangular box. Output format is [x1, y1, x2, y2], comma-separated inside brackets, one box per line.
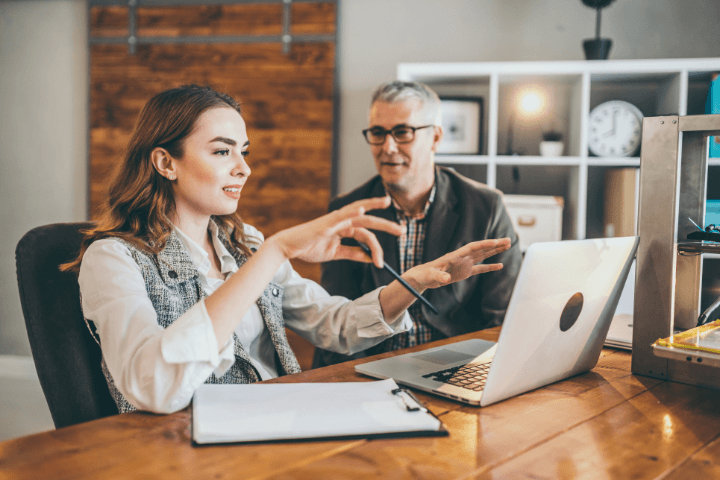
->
[503, 195, 563, 252]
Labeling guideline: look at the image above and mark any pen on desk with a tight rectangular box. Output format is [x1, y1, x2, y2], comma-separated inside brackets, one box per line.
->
[358, 242, 439, 314]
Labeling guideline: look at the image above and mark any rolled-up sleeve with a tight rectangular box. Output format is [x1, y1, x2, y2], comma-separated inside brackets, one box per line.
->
[79, 239, 233, 413]
[276, 260, 412, 354]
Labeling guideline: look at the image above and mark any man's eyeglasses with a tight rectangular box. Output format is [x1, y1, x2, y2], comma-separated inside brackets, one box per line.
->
[362, 125, 434, 145]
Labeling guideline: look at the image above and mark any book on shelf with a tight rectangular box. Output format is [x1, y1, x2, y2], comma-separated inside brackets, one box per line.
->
[604, 168, 638, 238]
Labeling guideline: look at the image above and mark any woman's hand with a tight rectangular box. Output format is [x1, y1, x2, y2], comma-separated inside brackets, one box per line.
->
[404, 238, 512, 291]
[376, 238, 512, 321]
[266, 196, 403, 268]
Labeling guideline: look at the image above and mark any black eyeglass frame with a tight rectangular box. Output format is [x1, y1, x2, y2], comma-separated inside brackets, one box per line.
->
[361, 125, 435, 145]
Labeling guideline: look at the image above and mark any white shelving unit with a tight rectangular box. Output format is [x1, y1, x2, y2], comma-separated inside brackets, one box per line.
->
[397, 58, 720, 242]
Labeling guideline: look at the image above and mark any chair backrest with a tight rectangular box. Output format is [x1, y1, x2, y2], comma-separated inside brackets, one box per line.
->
[15, 222, 118, 429]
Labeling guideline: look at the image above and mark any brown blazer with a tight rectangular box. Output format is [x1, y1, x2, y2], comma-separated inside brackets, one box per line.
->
[313, 166, 522, 368]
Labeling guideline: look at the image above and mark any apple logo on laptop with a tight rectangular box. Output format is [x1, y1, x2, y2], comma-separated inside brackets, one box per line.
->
[559, 292, 584, 332]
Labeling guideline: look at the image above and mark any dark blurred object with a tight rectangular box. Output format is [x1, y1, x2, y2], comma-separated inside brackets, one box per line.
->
[688, 230, 720, 242]
[581, 0, 616, 60]
[16, 222, 118, 429]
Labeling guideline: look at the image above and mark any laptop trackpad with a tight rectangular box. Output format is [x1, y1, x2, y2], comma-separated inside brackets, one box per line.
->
[413, 349, 478, 365]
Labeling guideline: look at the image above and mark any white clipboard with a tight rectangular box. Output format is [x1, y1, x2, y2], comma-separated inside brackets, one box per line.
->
[192, 378, 447, 445]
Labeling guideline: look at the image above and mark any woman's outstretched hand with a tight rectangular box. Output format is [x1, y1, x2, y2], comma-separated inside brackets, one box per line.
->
[375, 237, 512, 321]
[405, 238, 512, 291]
[266, 196, 403, 268]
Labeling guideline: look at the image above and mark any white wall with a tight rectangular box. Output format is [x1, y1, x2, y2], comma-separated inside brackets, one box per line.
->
[337, 0, 720, 194]
[0, 0, 88, 355]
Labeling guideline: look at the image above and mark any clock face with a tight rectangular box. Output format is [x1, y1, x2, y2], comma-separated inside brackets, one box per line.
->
[588, 101, 643, 157]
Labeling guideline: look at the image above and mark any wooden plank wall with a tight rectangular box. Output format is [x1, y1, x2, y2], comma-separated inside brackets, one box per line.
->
[90, 3, 336, 370]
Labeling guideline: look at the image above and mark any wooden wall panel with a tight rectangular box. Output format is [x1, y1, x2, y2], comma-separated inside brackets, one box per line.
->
[90, 6, 127, 37]
[90, 3, 337, 370]
[90, 4, 336, 38]
[291, 2, 335, 35]
[136, 5, 283, 36]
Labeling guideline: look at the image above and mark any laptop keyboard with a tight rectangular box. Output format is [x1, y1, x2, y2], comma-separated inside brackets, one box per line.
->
[422, 361, 492, 392]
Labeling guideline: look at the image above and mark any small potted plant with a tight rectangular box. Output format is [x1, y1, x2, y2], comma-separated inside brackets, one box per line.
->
[540, 130, 564, 157]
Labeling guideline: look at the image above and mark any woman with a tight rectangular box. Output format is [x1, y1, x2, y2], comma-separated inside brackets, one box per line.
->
[64, 85, 510, 414]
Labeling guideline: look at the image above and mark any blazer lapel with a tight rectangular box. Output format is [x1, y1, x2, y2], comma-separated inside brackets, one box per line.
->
[368, 182, 399, 286]
[423, 167, 460, 264]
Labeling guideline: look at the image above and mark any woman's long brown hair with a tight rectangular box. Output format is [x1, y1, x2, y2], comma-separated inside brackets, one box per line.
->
[62, 85, 253, 273]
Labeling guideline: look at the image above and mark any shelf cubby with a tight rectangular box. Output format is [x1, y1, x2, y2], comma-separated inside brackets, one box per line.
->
[497, 74, 584, 157]
[495, 164, 577, 241]
[589, 72, 684, 117]
[687, 71, 715, 116]
[585, 165, 639, 240]
[422, 76, 491, 156]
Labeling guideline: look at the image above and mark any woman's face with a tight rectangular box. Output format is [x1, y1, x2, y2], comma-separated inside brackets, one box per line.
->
[170, 107, 251, 223]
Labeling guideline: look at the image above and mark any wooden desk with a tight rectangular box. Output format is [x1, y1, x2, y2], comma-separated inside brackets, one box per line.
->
[3, 328, 720, 479]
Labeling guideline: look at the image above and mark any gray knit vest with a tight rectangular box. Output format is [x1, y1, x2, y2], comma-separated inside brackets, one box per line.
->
[88, 221, 301, 413]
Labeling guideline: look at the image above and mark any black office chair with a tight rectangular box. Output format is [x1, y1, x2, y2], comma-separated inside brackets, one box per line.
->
[15, 222, 118, 429]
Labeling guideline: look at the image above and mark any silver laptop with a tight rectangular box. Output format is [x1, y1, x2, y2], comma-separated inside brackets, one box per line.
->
[356, 236, 639, 407]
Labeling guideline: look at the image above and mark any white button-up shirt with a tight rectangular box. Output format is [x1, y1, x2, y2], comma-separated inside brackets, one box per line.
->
[79, 223, 411, 413]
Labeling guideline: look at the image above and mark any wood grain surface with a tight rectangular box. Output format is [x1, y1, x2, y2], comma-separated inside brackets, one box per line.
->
[90, 3, 336, 38]
[89, 42, 334, 231]
[3, 328, 719, 480]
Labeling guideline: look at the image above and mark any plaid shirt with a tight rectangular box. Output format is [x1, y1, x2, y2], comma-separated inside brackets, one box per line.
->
[370, 184, 445, 354]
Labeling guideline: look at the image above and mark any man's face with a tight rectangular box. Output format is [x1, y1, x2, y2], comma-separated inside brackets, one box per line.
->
[368, 99, 441, 195]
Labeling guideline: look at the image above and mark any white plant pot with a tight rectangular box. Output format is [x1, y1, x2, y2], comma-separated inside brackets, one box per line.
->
[540, 141, 564, 157]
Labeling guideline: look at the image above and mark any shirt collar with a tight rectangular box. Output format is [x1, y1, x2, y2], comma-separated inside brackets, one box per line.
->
[388, 183, 437, 220]
[173, 221, 238, 277]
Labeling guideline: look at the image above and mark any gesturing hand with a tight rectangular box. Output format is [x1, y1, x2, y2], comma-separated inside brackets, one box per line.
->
[405, 238, 512, 291]
[266, 196, 403, 267]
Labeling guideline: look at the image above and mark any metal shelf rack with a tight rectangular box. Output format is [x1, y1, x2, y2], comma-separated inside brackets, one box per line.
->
[634, 113, 720, 389]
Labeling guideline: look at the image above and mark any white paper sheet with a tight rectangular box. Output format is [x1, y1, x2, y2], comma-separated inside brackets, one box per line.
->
[192, 378, 442, 444]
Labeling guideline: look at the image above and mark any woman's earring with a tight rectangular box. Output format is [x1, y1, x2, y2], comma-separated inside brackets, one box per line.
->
[168, 174, 176, 180]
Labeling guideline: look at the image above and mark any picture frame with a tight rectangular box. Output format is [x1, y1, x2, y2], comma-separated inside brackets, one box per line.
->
[437, 97, 483, 155]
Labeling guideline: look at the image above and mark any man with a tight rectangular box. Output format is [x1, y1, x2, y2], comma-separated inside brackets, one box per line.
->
[312, 81, 522, 368]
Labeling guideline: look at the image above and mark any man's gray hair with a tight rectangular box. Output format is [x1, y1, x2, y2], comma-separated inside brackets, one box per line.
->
[371, 81, 441, 125]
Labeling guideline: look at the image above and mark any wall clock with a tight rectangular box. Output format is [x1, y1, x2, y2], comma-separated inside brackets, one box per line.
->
[588, 100, 643, 157]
